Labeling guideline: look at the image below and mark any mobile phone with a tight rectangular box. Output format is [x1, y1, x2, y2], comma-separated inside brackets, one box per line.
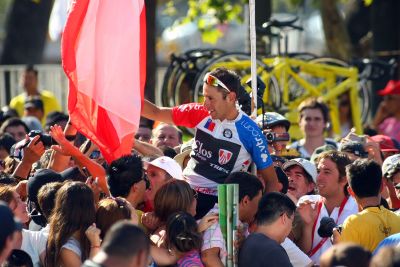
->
[346, 132, 366, 144]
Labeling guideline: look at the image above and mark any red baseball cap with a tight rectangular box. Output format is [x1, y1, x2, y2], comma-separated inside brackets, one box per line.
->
[370, 135, 400, 152]
[377, 80, 400, 96]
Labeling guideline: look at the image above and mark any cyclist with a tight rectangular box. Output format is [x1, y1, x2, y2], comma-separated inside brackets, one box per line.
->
[256, 112, 291, 157]
[288, 98, 337, 160]
[141, 67, 278, 218]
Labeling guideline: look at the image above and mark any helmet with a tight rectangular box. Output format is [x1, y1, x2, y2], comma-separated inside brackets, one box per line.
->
[256, 112, 290, 131]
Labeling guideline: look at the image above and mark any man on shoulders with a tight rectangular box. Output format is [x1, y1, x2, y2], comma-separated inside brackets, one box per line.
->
[239, 192, 296, 267]
[141, 67, 278, 218]
[338, 159, 400, 251]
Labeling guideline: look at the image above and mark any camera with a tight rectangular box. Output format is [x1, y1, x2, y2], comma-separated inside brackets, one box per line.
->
[27, 130, 56, 147]
[318, 217, 342, 238]
[263, 131, 290, 143]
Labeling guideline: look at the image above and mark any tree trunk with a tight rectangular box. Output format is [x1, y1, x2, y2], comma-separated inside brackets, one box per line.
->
[320, 0, 351, 60]
[1, 0, 54, 64]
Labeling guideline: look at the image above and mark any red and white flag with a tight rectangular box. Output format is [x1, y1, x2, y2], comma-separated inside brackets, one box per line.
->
[62, 0, 146, 163]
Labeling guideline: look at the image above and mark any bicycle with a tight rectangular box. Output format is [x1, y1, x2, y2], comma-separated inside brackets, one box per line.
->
[191, 16, 367, 139]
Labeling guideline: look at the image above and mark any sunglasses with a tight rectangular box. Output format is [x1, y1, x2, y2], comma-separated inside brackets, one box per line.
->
[203, 73, 230, 92]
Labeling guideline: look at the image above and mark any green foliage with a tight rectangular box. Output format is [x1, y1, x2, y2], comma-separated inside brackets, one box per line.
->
[165, 0, 245, 44]
[0, 0, 13, 39]
[364, 0, 373, 6]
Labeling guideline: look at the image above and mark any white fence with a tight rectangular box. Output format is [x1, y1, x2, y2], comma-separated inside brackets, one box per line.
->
[0, 64, 68, 110]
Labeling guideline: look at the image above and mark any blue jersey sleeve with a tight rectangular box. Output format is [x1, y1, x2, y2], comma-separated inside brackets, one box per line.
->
[236, 116, 273, 170]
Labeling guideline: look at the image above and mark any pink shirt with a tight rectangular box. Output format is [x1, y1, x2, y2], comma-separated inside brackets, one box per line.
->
[379, 117, 400, 142]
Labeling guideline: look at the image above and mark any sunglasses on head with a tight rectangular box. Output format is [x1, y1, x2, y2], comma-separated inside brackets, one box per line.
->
[203, 73, 230, 92]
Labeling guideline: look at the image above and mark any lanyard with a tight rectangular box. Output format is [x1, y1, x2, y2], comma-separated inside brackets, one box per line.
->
[308, 196, 349, 257]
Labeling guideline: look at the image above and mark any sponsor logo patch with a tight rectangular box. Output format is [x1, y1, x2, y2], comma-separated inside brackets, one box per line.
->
[218, 149, 233, 165]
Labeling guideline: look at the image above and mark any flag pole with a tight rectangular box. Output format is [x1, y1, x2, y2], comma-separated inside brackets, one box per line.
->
[249, 0, 257, 176]
[249, 0, 257, 119]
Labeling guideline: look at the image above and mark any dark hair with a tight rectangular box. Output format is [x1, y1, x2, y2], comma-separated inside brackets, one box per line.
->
[256, 192, 296, 226]
[316, 150, 352, 196]
[166, 212, 202, 253]
[0, 118, 29, 135]
[107, 155, 143, 198]
[209, 67, 241, 96]
[298, 98, 329, 123]
[346, 159, 382, 198]
[224, 172, 263, 202]
[320, 243, 371, 267]
[37, 182, 63, 220]
[45, 182, 96, 267]
[3, 249, 34, 267]
[96, 197, 132, 240]
[0, 133, 16, 154]
[102, 221, 150, 259]
[154, 180, 195, 223]
[25, 65, 38, 76]
[0, 172, 17, 186]
[159, 145, 178, 158]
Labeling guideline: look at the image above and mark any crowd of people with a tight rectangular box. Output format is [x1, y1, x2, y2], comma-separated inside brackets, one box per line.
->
[1, 65, 400, 267]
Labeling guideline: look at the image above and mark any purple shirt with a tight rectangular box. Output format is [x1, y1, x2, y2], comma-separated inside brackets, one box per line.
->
[177, 250, 204, 267]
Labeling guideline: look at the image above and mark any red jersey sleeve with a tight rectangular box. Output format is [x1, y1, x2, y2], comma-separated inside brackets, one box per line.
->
[172, 103, 209, 128]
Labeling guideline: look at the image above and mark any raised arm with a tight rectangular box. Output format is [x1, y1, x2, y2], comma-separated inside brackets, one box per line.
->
[142, 100, 174, 124]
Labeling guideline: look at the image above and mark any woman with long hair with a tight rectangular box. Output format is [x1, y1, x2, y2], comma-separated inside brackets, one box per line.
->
[44, 181, 99, 267]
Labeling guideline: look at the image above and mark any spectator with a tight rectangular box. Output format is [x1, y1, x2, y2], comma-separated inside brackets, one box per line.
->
[0, 202, 22, 264]
[238, 192, 296, 267]
[282, 158, 317, 202]
[44, 182, 99, 267]
[144, 156, 182, 211]
[21, 117, 42, 132]
[82, 221, 150, 267]
[107, 154, 148, 209]
[44, 111, 69, 132]
[371, 80, 400, 142]
[370, 134, 400, 159]
[3, 249, 33, 267]
[151, 123, 182, 149]
[382, 154, 400, 209]
[319, 243, 371, 267]
[0, 118, 29, 142]
[9, 65, 61, 122]
[202, 172, 264, 267]
[96, 197, 138, 240]
[0, 186, 29, 225]
[288, 98, 337, 159]
[338, 93, 353, 138]
[135, 124, 152, 143]
[0, 107, 18, 127]
[0, 133, 16, 161]
[166, 212, 204, 267]
[256, 112, 291, 156]
[297, 151, 358, 263]
[152, 180, 197, 247]
[370, 246, 400, 267]
[158, 145, 178, 158]
[23, 98, 44, 123]
[338, 159, 400, 251]
[373, 232, 400, 255]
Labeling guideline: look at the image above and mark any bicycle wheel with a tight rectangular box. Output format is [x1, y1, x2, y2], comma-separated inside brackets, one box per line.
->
[193, 52, 281, 113]
[310, 57, 371, 124]
[160, 55, 184, 107]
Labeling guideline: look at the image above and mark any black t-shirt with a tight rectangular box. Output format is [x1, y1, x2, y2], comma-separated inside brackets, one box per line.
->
[238, 233, 293, 267]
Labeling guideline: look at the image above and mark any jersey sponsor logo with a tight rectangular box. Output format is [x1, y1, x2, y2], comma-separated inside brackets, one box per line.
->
[218, 149, 233, 165]
[261, 153, 269, 162]
[223, 128, 233, 138]
[193, 140, 212, 159]
[177, 103, 204, 112]
[240, 120, 267, 152]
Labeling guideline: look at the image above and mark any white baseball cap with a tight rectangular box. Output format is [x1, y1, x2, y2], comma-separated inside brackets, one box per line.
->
[382, 154, 400, 179]
[282, 158, 317, 183]
[144, 156, 183, 179]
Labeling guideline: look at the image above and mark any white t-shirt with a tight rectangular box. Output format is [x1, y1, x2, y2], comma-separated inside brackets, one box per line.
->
[21, 225, 49, 267]
[281, 238, 313, 267]
[297, 194, 358, 264]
